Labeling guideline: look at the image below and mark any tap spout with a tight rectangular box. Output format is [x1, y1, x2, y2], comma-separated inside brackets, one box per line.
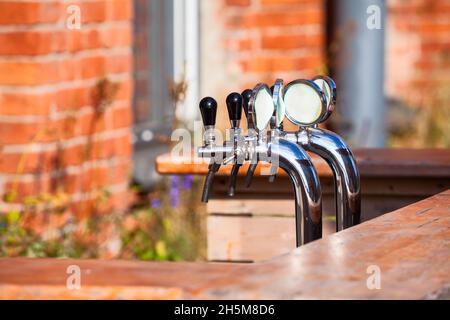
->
[269, 139, 322, 246]
[285, 128, 361, 230]
[228, 164, 242, 196]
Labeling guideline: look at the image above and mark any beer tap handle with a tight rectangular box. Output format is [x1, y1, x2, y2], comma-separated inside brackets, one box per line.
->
[199, 96, 217, 129]
[268, 81, 282, 182]
[226, 92, 243, 197]
[199, 97, 219, 203]
[226, 92, 243, 129]
[241, 89, 253, 129]
[241, 88, 258, 188]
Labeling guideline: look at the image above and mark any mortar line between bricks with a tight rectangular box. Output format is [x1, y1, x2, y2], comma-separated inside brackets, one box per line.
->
[225, 48, 323, 59]
[0, 21, 132, 33]
[0, 47, 132, 62]
[224, 3, 323, 16]
[222, 24, 323, 35]
[1, 127, 131, 153]
[0, 72, 131, 93]
[0, 156, 131, 182]
[223, 30, 323, 40]
[0, 100, 129, 123]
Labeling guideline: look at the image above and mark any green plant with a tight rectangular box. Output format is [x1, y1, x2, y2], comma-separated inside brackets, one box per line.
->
[1, 73, 206, 261]
[0, 176, 206, 261]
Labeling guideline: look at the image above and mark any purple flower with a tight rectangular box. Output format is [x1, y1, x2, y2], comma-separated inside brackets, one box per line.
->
[183, 174, 193, 190]
[170, 175, 180, 208]
[150, 198, 161, 209]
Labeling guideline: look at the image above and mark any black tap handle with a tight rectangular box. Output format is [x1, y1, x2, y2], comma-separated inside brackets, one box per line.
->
[241, 89, 252, 119]
[226, 92, 243, 127]
[199, 97, 217, 127]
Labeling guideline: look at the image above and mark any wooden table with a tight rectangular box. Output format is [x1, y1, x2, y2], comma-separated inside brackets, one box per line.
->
[156, 148, 450, 262]
[0, 190, 448, 299]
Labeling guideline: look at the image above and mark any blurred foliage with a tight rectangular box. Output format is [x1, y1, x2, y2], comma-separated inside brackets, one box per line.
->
[387, 80, 450, 148]
[121, 176, 206, 261]
[387, 47, 450, 148]
[0, 176, 206, 261]
[0, 73, 206, 262]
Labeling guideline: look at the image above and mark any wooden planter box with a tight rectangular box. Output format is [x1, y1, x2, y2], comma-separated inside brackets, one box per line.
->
[156, 149, 450, 263]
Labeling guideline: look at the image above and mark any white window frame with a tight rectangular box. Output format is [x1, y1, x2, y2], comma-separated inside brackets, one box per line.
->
[173, 0, 200, 129]
[133, 0, 200, 188]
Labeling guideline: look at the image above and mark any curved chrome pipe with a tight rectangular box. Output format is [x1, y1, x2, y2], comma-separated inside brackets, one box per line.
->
[282, 128, 361, 230]
[270, 139, 322, 245]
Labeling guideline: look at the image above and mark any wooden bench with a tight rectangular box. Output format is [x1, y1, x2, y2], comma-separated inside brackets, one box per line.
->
[156, 148, 450, 262]
[0, 190, 448, 299]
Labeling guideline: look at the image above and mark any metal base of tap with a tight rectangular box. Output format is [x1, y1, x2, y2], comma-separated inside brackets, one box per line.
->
[283, 128, 361, 231]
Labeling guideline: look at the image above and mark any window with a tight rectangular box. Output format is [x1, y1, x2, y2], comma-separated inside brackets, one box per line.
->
[132, 0, 200, 189]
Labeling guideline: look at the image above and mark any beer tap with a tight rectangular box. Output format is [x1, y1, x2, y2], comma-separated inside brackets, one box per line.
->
[245, 83, 323, 245]
[241, 88, 258, 188]
[197, 84, 323, 246]
[241, 76, 360, 230]
[199, 97, 219, 203]
[198, 74, 361, 247]
[226, 92, 244, 197]
[267, 79, 284, 183]
[278, 76, 361, 230]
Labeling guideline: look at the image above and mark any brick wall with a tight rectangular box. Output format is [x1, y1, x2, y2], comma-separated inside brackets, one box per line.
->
[203, 0, 449, 134]
[201, 0, 326, 131]
[0, 0, 134, 215]
[224, 0, 325, 84]
[0, 0, 448, 216]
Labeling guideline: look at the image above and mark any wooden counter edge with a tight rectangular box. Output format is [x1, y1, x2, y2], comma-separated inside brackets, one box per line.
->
[155, 148, 450, 178]
[0, 189, 449, 300]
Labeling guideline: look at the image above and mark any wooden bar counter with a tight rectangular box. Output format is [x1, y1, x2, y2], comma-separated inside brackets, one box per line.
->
[156, 148, 450, 262]
[0, 190, 449, 299]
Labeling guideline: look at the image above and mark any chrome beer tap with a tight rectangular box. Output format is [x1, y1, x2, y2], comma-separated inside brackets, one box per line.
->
[226, 93, 244, 197]
[241, 88, 258, 188]
[199, 97, 220, 203]
[198, 86, 323, 246]
[244, 79, 285, 186]
[274, 76, 361, 230]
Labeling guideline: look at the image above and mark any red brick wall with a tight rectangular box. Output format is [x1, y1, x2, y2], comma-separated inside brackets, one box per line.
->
[204, 0, 449, 134]
[225, 0, 325, 83]
[386, 0, 450, 106]
[202, 0, 326, 130]
[0, 0, 447, 215]
[0, 1, 133, 215]
[217, 0, 450, 108]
